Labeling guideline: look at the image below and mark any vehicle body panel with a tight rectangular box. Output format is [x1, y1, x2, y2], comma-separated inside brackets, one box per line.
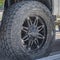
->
[53, 0, 60, 16]
[1, 0, 60, 16]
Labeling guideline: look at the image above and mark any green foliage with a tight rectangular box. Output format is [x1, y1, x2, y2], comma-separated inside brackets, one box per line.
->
[0, 0, 4, 8]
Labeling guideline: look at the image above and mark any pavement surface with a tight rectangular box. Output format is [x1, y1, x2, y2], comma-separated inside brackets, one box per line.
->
[37, 54, 60, 60]
[56, 32, 60, 39]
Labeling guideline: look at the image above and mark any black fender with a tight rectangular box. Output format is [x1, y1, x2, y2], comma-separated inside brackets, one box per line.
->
[4, 0, 53, 12]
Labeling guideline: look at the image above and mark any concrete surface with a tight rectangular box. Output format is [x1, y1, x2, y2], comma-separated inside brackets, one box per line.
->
[56, 32, 60, 39]
[37, 54, 60, 60]
[53, 0, 60, 16]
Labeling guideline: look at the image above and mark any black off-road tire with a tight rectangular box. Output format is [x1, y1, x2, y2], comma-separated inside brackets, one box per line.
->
[0, 1, 33, 60]
[0, 1, 55, 60]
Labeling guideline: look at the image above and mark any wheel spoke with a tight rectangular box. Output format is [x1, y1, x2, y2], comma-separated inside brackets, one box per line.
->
[37, 33, 43, 37]
[22, 26, 28, 32]
[34, 17, 38, 26]
[35, 38, 39, 44]
[24, 37, 29, 41]
[37, 35, 45, 39]
[23, 26, 28, 30]
[22, 29, 27, 32]
[38, 25, 44, 32]
[22, 35, 28, 40]
[37, 25, 43, 29]
[37, 45, 40, 48]
[34, 40, 37, 45]
[37, 36, 43, 39]
[27, 17, 32, 26]
[38, 33, 45, 39]
[29, 20, 32, 25]
[37, 33, 45, 39]
[31, 40, 33, 46]
[28, 40, 31, 46]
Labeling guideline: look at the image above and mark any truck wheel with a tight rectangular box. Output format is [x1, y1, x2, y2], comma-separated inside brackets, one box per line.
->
[0, 1, 55, 60]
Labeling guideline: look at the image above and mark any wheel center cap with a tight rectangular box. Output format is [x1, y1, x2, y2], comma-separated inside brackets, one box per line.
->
[28, 25, 38, 37]
[29, 32, 37, 37]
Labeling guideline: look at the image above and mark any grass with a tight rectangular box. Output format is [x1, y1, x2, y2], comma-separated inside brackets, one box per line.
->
[0, 0, 4, 8]
[0, 3, 3, 7]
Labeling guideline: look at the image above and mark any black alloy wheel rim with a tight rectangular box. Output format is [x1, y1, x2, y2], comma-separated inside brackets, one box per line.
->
[21, 15, 47, 52]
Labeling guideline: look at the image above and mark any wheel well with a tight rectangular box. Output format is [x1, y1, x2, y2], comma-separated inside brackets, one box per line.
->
[39, 0, 52, 12]
[4, 0, 52, 12]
